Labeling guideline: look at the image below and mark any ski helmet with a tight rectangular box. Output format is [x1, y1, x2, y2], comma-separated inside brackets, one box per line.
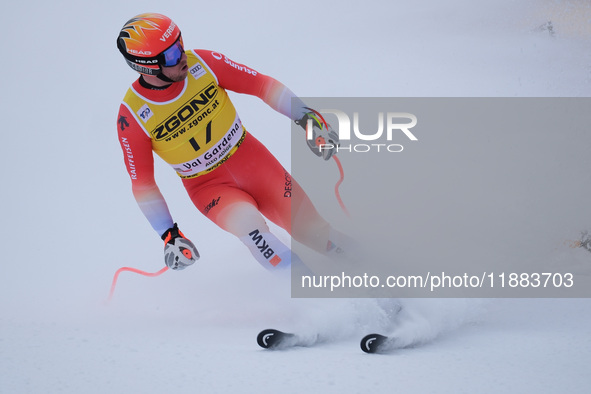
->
[117, 13, 183, 75]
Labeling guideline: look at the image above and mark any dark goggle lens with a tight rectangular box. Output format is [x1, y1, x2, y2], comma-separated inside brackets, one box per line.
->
[162, 37, 184, 67]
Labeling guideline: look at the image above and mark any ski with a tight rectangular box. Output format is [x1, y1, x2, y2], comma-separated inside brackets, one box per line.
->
[257, 329, 318, 350]
[360, 333, 396, 354]
[257, 329, 298, 349]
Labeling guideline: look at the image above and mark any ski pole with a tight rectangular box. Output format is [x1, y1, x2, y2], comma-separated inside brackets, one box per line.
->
[107, 265, 168, 302]
[302, 109, 351, 218]
[332, 155, 350, 217]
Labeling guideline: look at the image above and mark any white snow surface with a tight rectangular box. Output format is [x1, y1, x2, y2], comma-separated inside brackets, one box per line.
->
[2, 0, 591, 393]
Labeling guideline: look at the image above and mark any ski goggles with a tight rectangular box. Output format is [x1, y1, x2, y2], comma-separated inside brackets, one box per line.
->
[160, 36, 185, 67]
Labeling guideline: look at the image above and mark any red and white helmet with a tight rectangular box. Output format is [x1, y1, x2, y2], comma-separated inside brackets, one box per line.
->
[117, 13, 184, 75]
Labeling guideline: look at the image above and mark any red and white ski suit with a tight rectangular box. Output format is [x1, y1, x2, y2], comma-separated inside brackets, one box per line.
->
[117, 49, 335, 269]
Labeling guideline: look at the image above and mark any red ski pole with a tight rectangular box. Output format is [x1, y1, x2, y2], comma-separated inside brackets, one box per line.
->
[332, 155, 350, 217]
[107, 265, 168, 302]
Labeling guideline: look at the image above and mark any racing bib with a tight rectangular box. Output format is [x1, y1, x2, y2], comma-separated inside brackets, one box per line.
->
[122, 50, 246, 178]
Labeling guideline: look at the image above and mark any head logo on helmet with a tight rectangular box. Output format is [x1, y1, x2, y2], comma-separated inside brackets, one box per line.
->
[117, 13, 182, 75]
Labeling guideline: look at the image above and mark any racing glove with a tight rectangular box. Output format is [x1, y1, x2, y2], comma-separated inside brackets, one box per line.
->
[161, 223, 200, 270]
[295, 108, 339, 160]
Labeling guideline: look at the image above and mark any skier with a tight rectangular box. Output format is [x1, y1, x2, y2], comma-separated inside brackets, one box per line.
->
[116, 13, 350, 272]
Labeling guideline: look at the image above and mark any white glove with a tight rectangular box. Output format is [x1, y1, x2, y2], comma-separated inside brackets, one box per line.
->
[296, 109, 340, 160]
[161, 223, 200, 270]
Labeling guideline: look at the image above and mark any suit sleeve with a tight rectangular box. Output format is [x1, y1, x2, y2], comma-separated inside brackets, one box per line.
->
[117, 104, 174, 237]
[195, 50, 308, 121]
